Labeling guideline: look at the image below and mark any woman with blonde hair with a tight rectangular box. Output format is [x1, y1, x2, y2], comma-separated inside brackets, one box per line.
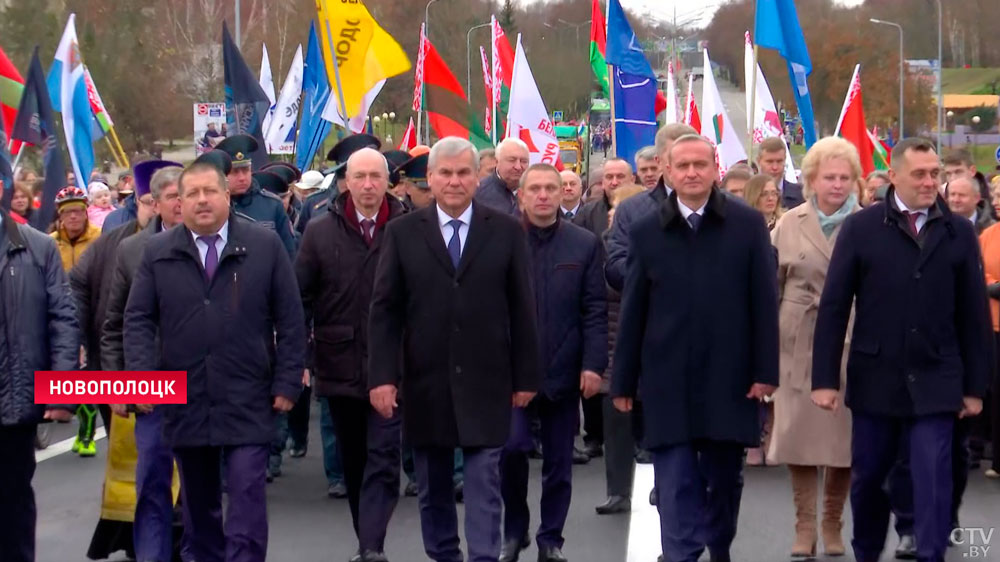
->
[743, 174, 783, 230]
[769, 136, 862, 558]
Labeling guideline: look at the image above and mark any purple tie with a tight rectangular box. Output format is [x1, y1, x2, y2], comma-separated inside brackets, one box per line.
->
[198, 234, 219, 281]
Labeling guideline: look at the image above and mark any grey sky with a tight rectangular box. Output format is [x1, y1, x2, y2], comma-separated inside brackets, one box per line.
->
[521, 0, 865, 28]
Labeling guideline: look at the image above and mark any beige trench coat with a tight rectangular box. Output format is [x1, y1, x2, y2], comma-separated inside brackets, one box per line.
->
[767, 201, 858, 467]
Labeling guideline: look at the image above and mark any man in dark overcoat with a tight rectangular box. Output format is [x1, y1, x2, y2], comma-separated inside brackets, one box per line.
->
[610, 134, 779, 562]
[812, 137, 993, 562]
[498, 164, 607, 562]
[368, 136, 540, 562]
[124, 161, 305, 562]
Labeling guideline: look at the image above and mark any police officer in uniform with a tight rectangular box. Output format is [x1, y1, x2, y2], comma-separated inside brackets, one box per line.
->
[215, 134, 297, 257]
[260, 162, 302, 230]
[295, 134, 381, 236]
[383, 149, 412, 204]
[396, 154, 434, 211]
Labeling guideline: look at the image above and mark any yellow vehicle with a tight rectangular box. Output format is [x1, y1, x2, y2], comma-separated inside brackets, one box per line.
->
[559, 140, 583, 175]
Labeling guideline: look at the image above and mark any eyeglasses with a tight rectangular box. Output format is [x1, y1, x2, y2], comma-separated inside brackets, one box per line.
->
[138, 197, 154, 207]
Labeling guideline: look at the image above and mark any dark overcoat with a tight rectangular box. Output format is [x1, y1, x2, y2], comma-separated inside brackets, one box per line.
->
[124, 215, 305, 447]
[610, 188, 780, 448]
[368, 203, 540, 448]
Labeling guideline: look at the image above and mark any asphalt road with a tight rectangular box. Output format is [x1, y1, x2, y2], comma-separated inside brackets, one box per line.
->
[32, 406, 1000, 562]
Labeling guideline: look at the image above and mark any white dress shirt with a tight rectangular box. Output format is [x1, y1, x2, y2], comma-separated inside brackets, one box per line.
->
[561, 202, 581, 218]
[677, 199, 707, 220]
[437, 203, 473, 254]
[893, 193, 928, 233]
[356, 209, 376, 238]
[191, 220, 229, 267]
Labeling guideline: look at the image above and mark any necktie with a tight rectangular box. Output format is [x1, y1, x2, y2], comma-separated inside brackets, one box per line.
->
[901, 210, 921, 236]
[198, 234, 220, 281]
[565, 210, 574, 219]
[687, 213, 703, 232]
[361, 218, 375, 246]
[447, 219, 462, 268]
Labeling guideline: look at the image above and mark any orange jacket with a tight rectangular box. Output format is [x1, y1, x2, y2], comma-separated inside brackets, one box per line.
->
[979, 222, 1000, 332]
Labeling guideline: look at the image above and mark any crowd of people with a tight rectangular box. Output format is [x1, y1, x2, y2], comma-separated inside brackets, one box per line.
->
[0, 123, 998, 562]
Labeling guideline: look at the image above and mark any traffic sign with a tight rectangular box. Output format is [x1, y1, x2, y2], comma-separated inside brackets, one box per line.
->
[552, 111, 564, 122]
[995, 145, 1000, 164]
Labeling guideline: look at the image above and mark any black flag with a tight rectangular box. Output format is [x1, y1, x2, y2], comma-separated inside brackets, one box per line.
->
[12, 48, 66, 230]
[222, 22, 270, 170]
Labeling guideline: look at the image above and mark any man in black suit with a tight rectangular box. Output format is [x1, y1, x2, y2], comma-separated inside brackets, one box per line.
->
[499, 164, 607, 562]
[474, 137, 529, 216]
[368, 136, 541, 562]
[757, 136, 804, 209]
[812, 137, 993, 562]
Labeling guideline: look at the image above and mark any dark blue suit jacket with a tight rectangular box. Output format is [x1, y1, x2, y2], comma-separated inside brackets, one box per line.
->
[526, 220, 608, 400]
[812, 189, 993, 417]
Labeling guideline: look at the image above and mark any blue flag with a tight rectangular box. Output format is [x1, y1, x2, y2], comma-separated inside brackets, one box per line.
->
[754, 0, 817, 148]
[222, 22, 270, 169]
[605, 0, 654, 79]
[612, 69, 657, 169]
[296, 21, 332, 171]
[0, 109, 13, 211]
[606, 0, 657, 167]
[11, 48, 67, 230]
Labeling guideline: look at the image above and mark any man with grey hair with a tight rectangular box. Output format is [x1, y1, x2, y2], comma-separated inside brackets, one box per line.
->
[297, 146, 406, 562]
[369, 136, 540, 562]
[476, 137, 529, 215]
[634, 146, 660, 189]
[99, 161, 189, 562]
[479, 148, 498, 180]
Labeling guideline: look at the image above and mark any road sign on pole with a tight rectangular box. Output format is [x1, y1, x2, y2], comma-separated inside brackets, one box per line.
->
[553, 110, 564, 122]
[995, 145, 1000, 165]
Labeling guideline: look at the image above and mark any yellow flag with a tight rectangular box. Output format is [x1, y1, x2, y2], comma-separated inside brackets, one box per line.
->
[316, 0, 411, 118]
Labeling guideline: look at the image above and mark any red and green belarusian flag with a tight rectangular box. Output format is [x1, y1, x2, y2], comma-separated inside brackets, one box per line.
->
[491, 16, 515, 139]
[834, 64, 888, 176]
[0, 46, 25, 155]
[589, 0, 610, 98]
[422, 34, 491, 149]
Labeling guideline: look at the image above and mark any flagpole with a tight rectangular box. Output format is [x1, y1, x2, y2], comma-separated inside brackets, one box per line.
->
[747, 44, 760, 159]
[607, 64, 617, 156]
[103, 136, 124, 169]
[11, 149, 23, 172]
[109, 126, 131, 168]
[320, 0, 348, 140]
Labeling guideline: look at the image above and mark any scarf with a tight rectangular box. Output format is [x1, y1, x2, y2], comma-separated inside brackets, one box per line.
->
[814, 192, 857, 238]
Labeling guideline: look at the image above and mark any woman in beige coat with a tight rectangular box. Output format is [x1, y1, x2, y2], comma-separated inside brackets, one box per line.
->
[768, 137, 863, 559]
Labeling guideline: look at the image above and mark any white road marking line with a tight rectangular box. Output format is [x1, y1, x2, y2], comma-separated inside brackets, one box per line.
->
[626, 463, 660, 562]
[35, 427, 106, 463]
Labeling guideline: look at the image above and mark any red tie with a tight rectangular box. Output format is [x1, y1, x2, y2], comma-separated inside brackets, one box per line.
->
[361, 218, 374, 246]
[902, 210, 920, 236]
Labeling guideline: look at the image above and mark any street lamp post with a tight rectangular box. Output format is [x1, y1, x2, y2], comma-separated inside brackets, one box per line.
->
[870, 19, 904, 139]
[972, 115, 981, 162]
[467, 22, 491, 100]
[556, 18, 591, 48]
[946, 110, 954, 148]
[936, 0, 943, 153]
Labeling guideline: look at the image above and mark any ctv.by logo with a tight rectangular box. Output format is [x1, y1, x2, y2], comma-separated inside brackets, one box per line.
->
[951, 527, 994, 558]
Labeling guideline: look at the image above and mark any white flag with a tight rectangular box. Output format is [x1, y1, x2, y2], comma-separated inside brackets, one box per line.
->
[744, 32, 796, 183]
[260, 44, 276, 138]
[701, 49, 747, 176]
[265, 44, 303, 154]
[322, 80, 385, 134]
[506, 34, 560, 167]
[665, 61, 681, 124]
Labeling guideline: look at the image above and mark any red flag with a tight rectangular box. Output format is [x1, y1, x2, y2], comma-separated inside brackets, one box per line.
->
[684, 73, 701, 132]
[0, 47, 26, 155]
[411, 23, 427, 113]
[479, 46, 493, 137]
[423, 36, 490, 146]
[834, 65, 876, 176]
[397, 117, 417, 150]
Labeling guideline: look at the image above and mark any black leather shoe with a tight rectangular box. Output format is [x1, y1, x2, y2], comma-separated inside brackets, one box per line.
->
[634, 449, 653, 464]
[648, 487, 657, 506]
[894, 535, 917, 559]
[362, 551, 389, 562]
[583, 442, 604, 458]
[348, 552, 362, 562]
[289, 446, 307, 458]
[454, 481, 464, 503]
[572, 447, 590, 465]
[528, 441, 543, 459]
[537, 545, 568, 562]
[595, 495, 630, 515]
[403, 481, 418, 497]
[499, 535, 530, 562]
